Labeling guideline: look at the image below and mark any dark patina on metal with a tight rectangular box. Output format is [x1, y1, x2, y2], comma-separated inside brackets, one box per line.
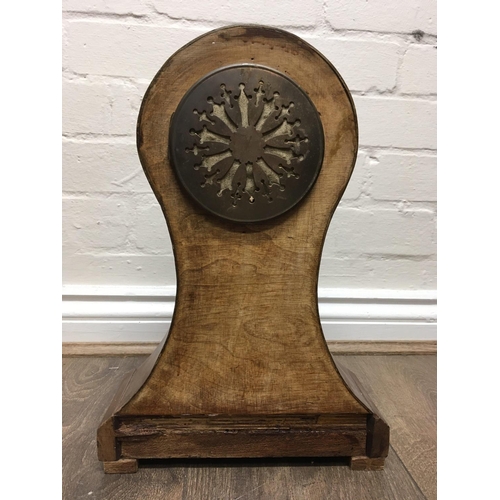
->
[169, 64, 324, 223]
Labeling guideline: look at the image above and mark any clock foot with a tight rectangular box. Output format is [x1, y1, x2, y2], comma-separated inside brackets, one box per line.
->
[103, 459, 138, 474]
[350, 456, 386, 471]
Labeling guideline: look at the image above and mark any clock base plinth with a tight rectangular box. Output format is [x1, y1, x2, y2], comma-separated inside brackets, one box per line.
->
[98, 416, 387, 474]
[97, 365, 389, 474]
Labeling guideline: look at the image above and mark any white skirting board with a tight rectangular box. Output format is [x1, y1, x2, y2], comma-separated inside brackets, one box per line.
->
[62, 285, 437, 342]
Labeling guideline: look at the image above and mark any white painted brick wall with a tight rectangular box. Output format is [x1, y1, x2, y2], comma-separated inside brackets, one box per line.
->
[325, 0, 437, 35]
[63, 0, 149, 16]
[63, 197, 133, 251]
[355, 96, 436, 149]
[327, 207, 436, 256]
[62, 140, 151, 193]
[62, 0, 437, 291]
[63, 21, 205, 81]
[62, 78, 146, 135]
[63, 254, 177, 286]
[64, 21, 403, 93]
[302, 36, 402, 93]
[319, 257, 436, 290]
[399, 45, 437, 95]
[152, 0, 324, 27]
[370, 153, 436, 201]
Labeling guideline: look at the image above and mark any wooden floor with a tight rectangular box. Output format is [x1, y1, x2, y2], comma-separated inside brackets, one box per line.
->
[62, 355, 436, 500]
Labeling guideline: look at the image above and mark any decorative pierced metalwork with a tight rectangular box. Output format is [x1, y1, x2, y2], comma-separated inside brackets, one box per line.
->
[169, 65, 324, 222]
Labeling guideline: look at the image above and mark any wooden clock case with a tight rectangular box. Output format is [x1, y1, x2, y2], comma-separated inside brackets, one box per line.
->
[97, 25, 389, 474]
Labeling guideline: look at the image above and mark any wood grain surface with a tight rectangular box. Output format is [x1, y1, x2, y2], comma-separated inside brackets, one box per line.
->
[120, 24, 364, 418]
[63, 355, 436, 499]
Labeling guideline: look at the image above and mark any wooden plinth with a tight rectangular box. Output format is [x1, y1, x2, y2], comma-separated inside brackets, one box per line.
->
[97, 25, 389, 473]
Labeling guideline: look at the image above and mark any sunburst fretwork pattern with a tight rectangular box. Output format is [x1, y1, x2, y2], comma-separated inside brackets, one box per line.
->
[190, 82, 308, 206]
[169, 65, 324, 222]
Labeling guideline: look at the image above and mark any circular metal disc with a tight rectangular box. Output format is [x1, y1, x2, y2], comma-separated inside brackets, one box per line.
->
[169, 64, 324, 223]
